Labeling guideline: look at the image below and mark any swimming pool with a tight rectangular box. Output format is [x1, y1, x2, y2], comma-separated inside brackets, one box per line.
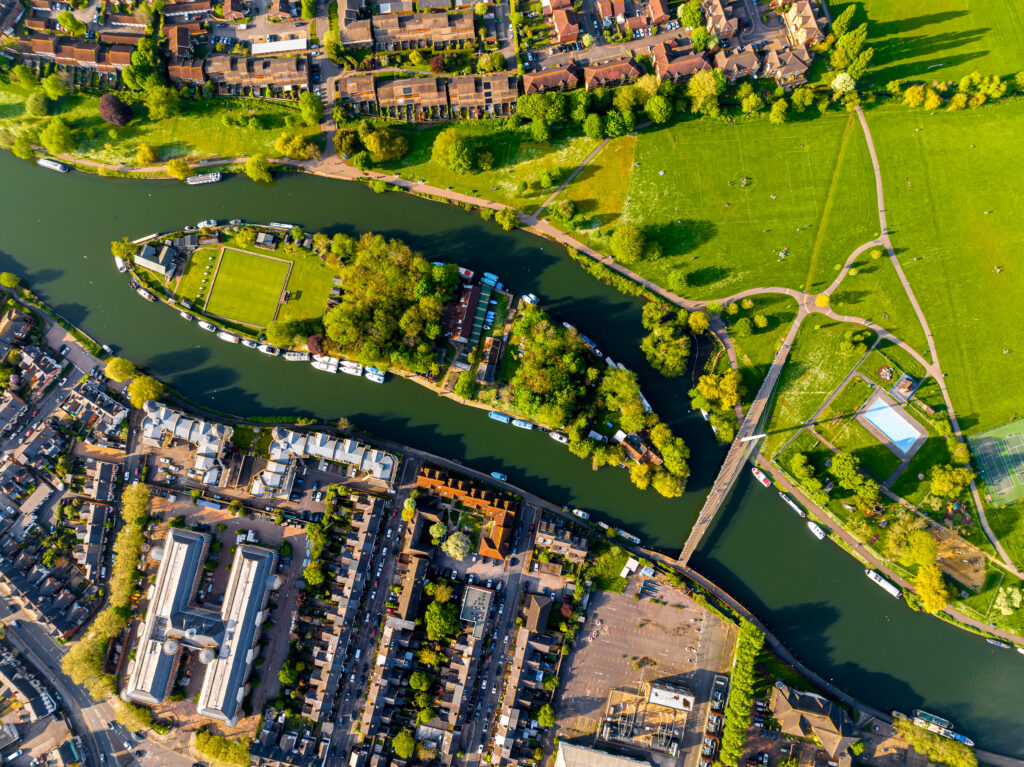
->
[861, 393, 925, 455]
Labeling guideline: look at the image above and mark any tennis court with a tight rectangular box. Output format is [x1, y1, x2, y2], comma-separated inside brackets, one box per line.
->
[969, 423, 1024, 504]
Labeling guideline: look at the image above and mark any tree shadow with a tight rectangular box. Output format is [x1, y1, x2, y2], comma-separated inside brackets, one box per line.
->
[830, 289, 871, 306]
[684, 265, 731, 288]
[650, 219, 717, 258]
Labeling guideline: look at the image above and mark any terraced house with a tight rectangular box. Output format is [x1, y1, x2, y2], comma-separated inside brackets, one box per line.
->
[446, 73, 518, 118]
[371, 11, 474, 51]
[376, 76, 450, 120]
[205, 54, 310, 94]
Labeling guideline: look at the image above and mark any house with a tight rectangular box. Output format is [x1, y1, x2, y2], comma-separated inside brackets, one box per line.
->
[782, 0, 823, 47]
[625, 14, 647, 31]
[535, 519, 588, 563]
[0, 391, 26, 438]
[647, 0, 669, 24]
[205, 55, 309, 93]
[59, 378, 128, 436]
[552, 8, 579, 43]
[166, 25, 194, 57]
[584, 57, 641, 90]
[714, 46, 760, 81]
[139, 403, 234, 486]
[221, 0, 246, 19]
[522, 594, 552, 632]
[596, 0, 624, 20]
[163, 0, 213, 17]
[105, 13, 147, 28]
[0, 0, 25, 36]
[416, 467, 519, 518]
[98, 31, 144, 46]
[479, 508, 514, 560]
[770, 683, 857, 766]
[762, 44, 810, 88]
[541, 0, 571, 15]
[0, 309, 34, 346]
[522, 64, 579, 94]
[376, 76, 449, 121]
[339, 0, 364, 23]
[268, 0, 293, 19]
[168, 57, 206, 85]
[702, 0, 737, 39]
[338, 18, 373, 47]
[377, 0, 414, 11]
[135, 242, 177, 277]
[446, 73, 517, 118]
[255, 232, 277, 249]
[341, 75, 378, 114]
[19, 35, 133, 72]
[652, 41, 710, 82]
[476, 335, 502, 384]
[371, 11, 474, 51]
[418, 0, 450, 9]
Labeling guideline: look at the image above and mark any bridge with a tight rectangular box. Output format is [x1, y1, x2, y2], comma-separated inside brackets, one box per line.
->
[678, 316, 803, 565]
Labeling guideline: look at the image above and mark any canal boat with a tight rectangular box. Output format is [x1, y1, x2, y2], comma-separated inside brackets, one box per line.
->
[987, 638, 1012, 649]
[572, 508, 590, 521]
[217, 331, 240, 344]
[549, 431, 569, 444]
[340, 360, 363, 376]
[37, 158, 70, 172]
[807, 521, 826, 540]
[114, 256, 127, 273]
[179, 311, 194, 321]
[638, 392, 652, 414]
[617, 529, 641, 545]
[751, 467, 771, 488]
[605, 357, 617, 368]
[365, 368, 386, 384]
[512, 419, 534, 430]
[865, 569, 902, 599]
[186, 172, 222, 185]
[136, 288, 155, 302]
[197, 219, 217, 229]
[488, 411, 511, 424]
[197, 321, 217, 332]
[778, 492, 806, 518]
[490, 471, 508, 482]
[241, 339, 258, 349]
[283, 351, 310, 362]
[258, 344, 280, 356]
[269, 222, 295, 230]
[910, 710, 975, 747]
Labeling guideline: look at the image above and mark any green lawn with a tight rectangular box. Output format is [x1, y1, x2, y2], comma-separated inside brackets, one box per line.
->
[614, 112, 879, 301]
[205, 248, 291, 327]
[560, 135, 636, 238]
[177, 247, 221, 306]
[276, 251, 337, 324]
[726, 293, 800, 405]
[986, 506, 1024, 572]
[830, 0, 1024, 85]
[866, 101, 1024, 434]
[816, 377, 904, 483]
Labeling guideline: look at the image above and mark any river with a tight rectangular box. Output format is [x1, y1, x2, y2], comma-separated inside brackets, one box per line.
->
[1, 152, 1022, 755]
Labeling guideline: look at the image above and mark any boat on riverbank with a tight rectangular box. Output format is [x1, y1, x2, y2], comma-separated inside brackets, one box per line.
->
[283, 351, 310, 362]
[217, 331, 240, 344]
[340, 360, 363, 377]
[365, 368, 386, 384]
[865, 569, 902, 599]
[258, 344, 280, 356]
[488, 411, 511, 424]
[136, 287, 155, 302]
[37, 158, 69, 173]
[179, 311, 193, 321]
[490, 471, 508, 481]
[197, 321, 217, 332]
[572, 508, 590, 520]
[549, 431, 568, 444]
[512, 419, 534, 430]
[909, 710, 975, 747]
[779, 492, 806, 517]
[807, 521, 826, 540]
[312, 359, 338, 373]
[197, 219, 217, 229]
[617, 529, 641, 545]
[185, 172, 222, 185]
[114, 256, 127, 273]
[269, 222, 295, 230]
[987, 638, 1012, 649]
[241, 339, 258, 349]
[751, 467, 771, 488]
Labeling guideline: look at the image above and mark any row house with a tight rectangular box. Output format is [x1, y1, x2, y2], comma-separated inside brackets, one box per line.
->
[762, 43, 811, 88]
[371, 11, 474, 51]
[338, 18, 373, 47]
[167, 25, 195, 59]
[0, 391, 26, 438]
[647, 0, 669, 24]
[714, 45, 760, 81]
[376, 76, 450, 120]
[168, 57, 206, 85]
[783, 0, 824, 48]
[205, 54, 309, 92]
[268, 0, 293, 20]
[416, 467, 520, 518]
[20, 34, 132, 72]
[73, 502, 106, 582]
[85, 458, 118, 503]
[18, 344, 61, 399]
[221, 0, 246, 20]
[339, 0, 364, 23]
[552, 8, 579, 43]
[253, 708, 327, 766]
[596, 0, 624, 22]
[535, 518, 588, 564]
[0, 0, 24, 36]
[446, 73, 517, 118]
[24, 16, 50, 32]
[98, 31, 143, 45]
[105, 13, 147, 29]
[522, 64, 578, 94]
[652, 41, 710, 82]
[341, 74, 378, 114]
[702, 0, 738, 40]
[163, 0, 213, 17]
[583, 57, 641, 90]
[378, 0, 414, 11]
[542, 0, 570, 15]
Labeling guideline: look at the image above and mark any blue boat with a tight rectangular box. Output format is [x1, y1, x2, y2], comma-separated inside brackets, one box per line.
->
[488, 412, 511, 424]
[490, 471, 508, 481]
[512, 419, 534, 430]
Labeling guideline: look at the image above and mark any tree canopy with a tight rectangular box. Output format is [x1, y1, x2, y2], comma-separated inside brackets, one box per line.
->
[127, 375, 165, 408]
[105, 357, 137, 382]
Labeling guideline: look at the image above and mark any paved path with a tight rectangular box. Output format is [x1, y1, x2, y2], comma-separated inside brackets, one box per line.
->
[533, 138, 609, 218]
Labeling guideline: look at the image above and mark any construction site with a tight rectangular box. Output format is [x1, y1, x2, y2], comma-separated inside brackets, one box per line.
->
[599, 679, 695, 757]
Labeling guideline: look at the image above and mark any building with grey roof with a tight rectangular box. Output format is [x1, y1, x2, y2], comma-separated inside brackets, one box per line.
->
[554, 743, 652, 767]
[140, 402, 233, 485]
[135, 242, 178, 277]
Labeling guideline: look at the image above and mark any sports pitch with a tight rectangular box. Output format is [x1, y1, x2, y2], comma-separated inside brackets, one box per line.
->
[203, 247, 291, 327]
[970, 421, 1024, 504]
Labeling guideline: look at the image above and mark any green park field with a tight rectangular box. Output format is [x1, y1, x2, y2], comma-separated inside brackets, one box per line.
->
[830, 0, 1024, 85]
[204, 248, 291, 327]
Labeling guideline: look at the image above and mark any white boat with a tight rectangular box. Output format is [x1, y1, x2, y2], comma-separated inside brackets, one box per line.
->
[605, 357, 617, 368]
[258, 344, 280, 356]
[136, 288, 155, 302]
[114, 256, 127, 273]
[269, 222, 295, 230]
[186, 172, 222, 185]
[313, 354, 341, 365]
[596, 521, 609, 530]
[312, 360, 338, 373]
[638, 392, 652, 414]
[197, 219, 217, 228]
[37, 158, 69, 172]
[572, 508, 590, 521]
[751, 467, 771, 488]
[778, 492, 806, 518]
[217, 331, 240, 344]
[283, 351, 310, 362]
[549, 432, 569, 444]
[512, 419, 534, 430]
[561, 321, 574, 330]
[807, 521, 826, 540]
[865, 569, 902, 599]
[617, 529, 641, 545]
[241, 339, 258, 349]
[365, 370, 385, 384]
[179, 311, 194, 321]
[229, 218, 241, 226]
[197, 321, 217, 332]
[521, 293, 538, 305]
[340, 364, 363, 377]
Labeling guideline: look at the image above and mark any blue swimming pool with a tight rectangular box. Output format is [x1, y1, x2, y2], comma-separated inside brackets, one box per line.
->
[862, 394, 924, 455]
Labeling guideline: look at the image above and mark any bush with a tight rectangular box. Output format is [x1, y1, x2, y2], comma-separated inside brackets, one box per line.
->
[195, 729, 252, 767]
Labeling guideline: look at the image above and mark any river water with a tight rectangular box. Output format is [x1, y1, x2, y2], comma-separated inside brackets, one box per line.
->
[1, 152, 1022, 754]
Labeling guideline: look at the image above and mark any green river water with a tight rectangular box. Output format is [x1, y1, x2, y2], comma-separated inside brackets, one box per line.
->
[0, 153, 1022, 754]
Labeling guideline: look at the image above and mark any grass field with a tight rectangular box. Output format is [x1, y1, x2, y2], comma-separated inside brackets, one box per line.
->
[816, 377, 904, 482]
[560, 135, 636, 238]
[0, 83, 317, 164]
[726, 293, 800, 403]
[830, 0, 1024, 85]
[204, 248, 291, 327]
[866, 101, 1024, 434]
[612, 112, 878, 301]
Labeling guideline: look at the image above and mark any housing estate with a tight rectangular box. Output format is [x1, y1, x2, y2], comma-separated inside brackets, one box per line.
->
[139, 402, 234, 485]
[19, 34, 133, 72]
[770, 683, 857, 767]
[205, 54, 310, 93]
[371, 11, 474, 51]
[584, 58, 641, 90]
[376, 76, 450, 120]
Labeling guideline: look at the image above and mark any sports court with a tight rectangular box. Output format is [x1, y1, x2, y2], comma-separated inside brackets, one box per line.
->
[203, 247, 292, 327]
[970, 421, 1024, 504]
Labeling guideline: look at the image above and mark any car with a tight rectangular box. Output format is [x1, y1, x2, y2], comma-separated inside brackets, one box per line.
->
[10, 620, 19, 628]
[495, 581, 503, 592]
[487, 579, 493, 589]
[5, 751, 23, 761]
[478, 746, 484, 754]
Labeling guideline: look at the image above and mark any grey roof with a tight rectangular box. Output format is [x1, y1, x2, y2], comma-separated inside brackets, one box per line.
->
[135, 242, 176, 276]
[554, 743, 652, 767]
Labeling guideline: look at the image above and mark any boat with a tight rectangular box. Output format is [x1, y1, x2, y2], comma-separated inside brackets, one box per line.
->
[807, 521, 826, 540]
[340, 360, 363, 376]
[269, 222, 295, 230]
[197, 219, 217, 228]
[778, 492, 805, 517]
[605, 357, 617, 368]
[197, 320, 217, 332]
[488, 412, 511, 424]
[313, 354, 341, 365]
[312, 360, 338, 373]
[561, 321, 574, 330]
[258, 344, 280, 356]
[179, 311, 194, 321]
[283, 351, 310, 362]
[37, 158, 70, 173]
[596, 521, 610, 531]
[229, 219, 242, 225]
[365, 370, 385, 384]
[549, 432, 569, 444]
[512, 419, 534, 430]
[241, 339, 258, 349]
[1017, 647, 1024, 656]
[102, 344, 114, 355]
[572, 508, 590, 521]
[751, 467, 771, 488]
[911, 710, 975, 747]
[987, 638, 1012, 649]
[114, 256, 127, 273]
[617, 529, 641, 545]
[217, 331, 240, 344]
[638, 392, 652, 413]
[865, 569, 902, 599]
[521, 293, 538, 305]
[136, 288, 155, 302]
[490, 471, 508, 482]
[185, 172, 222, 185]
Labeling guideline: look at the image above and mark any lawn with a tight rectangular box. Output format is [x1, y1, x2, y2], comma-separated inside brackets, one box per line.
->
[559, 135, 636, 240]
[276, 251, 336, 324]
[866, 101, 1024, 434]
[816, 377, 904, 483]
[614, 112, 879, 301]
[726, 293, 800, 404]
[762, 320, 874, 460]
[204, 248, 291, 327]
[177, 246, 221, 306]
[0, 82, 317, 164]
[830, 0, 1024, 85]
[583, 542, 631, 593]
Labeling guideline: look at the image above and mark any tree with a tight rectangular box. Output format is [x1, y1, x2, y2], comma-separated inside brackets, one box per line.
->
[127, 375, 164, 408]
[644, 94, 672, 124]
[245, 154, 273, 184]
[537, 703, 556, 728]
[56, 9, 86, 35]
[278, 663, 299, 686]
[402, 496, 417, 521]
[831, 72, 856, 95]
[363, 127, 409, 163]
[274, 131, 318, 160]
[144, 85, 180, 120]
[433, 582, 453, 603]
[425, 600, 460, 641]
[542, 674, 560, 691]
[741, 93, 764, 114]
[581, 32, 594, 47]
[691, 25, 713, 52]
[0, 273, 19, 289]
[11, 64, 37, 89]
[392, 730, 416, 760]
[99, 94, 133, 126]
[298, 90, 323, 126]
[906, 529, 937, 568]
[687, 69, 726, 116]
[448, 136, 476, 174]
[914, 563, 952, 614]
[430, 54, 446, 73]
[768, 98, 788, 124]
[11, 135, 34, 161]
[677, 0, 702, 27]
[582, 112, 603, 139]
[441, 531, 471, 561]
[790, 87, 814, 112]
[611, 223, 647, 264]
[530, 118, 551, 143]
[136, 144, 158, 166]
[688, 311, 709, 335]
[495, 208, 518, 231]
[409, 670, 433, 691]
[166, 158, 191, 181]
[930, 464, 973, 498]
[40, 117, 74, 155]
[25, 91, 48, 117]
[105, 357, 137, 382]
[40, 73, 68, 101]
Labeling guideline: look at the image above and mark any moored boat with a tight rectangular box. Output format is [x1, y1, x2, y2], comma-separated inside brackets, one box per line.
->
[512, 419, 534, 430]
[241, 339, 259, 349]
[37, 158, 69, 172]
[269, 222, 295, 230]
[179, 311, 194, 321]
[987, 638, 1012, 649]
[340, 360, 363, 376]
[365, 370, 385, 384]
[617, 529, 641, 545]
[488, 411, 511, 424]
[283, 351, 310, 362]
[258, 344, 280, 356]
[114, 256, 127, 273]
[312, 359, 338, 373]
[185, 172, 222, 185]
[197, 320, 217, 332]
[197, 219, 217, 228]
[572, 508, 590, 520]
[216, 331, 240, 344]
[807, 521, 826, 540]
[490, 471, 508, 482]
[136, 288, 155, 302]
[911, 710, 975, 747]
[549, 431, 569, 444]
[751, 467, 771, 488]
[778, 492, 806, 517]
[865, 569, 902, 599]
